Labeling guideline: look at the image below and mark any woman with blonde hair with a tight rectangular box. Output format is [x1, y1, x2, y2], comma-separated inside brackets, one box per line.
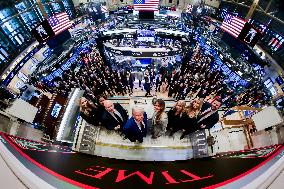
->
[179, 98, 202, 139]
[79, 97, 100, 125]
[151, 99, 168, 139]
[167, 100, 186, 136]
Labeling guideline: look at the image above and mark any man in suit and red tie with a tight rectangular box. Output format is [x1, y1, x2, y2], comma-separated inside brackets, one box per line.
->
[123, 107, 148, 143]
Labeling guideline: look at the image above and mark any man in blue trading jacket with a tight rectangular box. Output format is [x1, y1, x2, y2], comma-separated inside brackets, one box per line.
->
[123, 107, 148, 143]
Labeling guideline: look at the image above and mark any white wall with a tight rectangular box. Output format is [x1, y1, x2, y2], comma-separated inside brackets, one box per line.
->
[252, 106, 284, 131]
[4, 99, 38, 124]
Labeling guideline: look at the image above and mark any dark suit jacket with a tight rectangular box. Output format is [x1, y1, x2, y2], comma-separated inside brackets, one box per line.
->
[197, 102, 219, 129]
[123, 113, 148, 143]
[80, 108, 100, 126]
[101, 103, 128, 130]
[167, 109, 183, 131]
[80, 97, 100, 126]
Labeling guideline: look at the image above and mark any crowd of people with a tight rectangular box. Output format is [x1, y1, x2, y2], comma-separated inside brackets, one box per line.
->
[151, 45, 225, 100]
[30, 14, 270, 111]
[70, 39, 268, 143]
[34, 40, 268, 110]
[34, 44, 137, 100]
[27, 13, 273, 144]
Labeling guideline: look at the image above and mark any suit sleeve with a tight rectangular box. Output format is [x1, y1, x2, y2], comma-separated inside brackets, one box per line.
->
[202, 112, 220, 129]
[101, 113, 116, 130]
[80, 112, 92, 125]
[122, 119, 130, 138]
[123, 119, 137, 142]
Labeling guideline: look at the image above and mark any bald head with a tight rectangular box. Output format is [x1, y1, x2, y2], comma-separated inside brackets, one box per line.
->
[104, 100, 114, 113]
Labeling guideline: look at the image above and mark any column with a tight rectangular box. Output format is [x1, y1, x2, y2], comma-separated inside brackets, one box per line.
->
[245, 0, 259, 20]
[37, 0, 48, 18]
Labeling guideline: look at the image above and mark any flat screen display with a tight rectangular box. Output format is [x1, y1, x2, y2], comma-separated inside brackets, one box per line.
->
[31, 20, 55, 43]
[51, 103, 62, 118]
[238, 23, 262, 47]
[264, 78, 273, 88]
[136, 58, 152, 64]
[137, 30, 155, 42]
[17, 71, 29, 83]
[275, 76, 284, 85]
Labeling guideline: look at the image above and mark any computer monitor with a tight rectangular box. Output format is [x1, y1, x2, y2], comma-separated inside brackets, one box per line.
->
[275, 76, 284, 86]
[31, 20, 55, 43]
[238, 23, 262, 47]
[51, 103, 62, 118]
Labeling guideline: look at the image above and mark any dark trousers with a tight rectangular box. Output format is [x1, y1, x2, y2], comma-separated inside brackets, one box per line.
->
[144, 83, 151, 96]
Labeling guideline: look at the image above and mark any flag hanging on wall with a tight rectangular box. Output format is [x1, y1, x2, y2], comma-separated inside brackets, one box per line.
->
[48, 12, 72, 35]
[220, 14, 246, 38]
[101, 5, 108, 13]
[133, 0, 159, 11]
[186, 4, 193, 13]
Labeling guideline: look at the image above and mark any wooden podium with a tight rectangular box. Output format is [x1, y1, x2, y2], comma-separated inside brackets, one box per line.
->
[222, 106, 262, 149]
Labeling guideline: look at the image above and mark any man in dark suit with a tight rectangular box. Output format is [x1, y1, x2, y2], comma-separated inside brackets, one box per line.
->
[144, 76, 151, 97]
[101, 100, 128, 130]
[198, 97, 222, 130]
[123, 107, 148, 143]
[155, 73, 163, 92]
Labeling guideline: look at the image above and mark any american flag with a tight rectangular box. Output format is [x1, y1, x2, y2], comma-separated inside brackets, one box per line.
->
[101, 5, 108, 13]
[186, 4, 193, 13]
[48, 12, 72, 35]
[134, 0, 159, 11]
[220, 14, 246, 38]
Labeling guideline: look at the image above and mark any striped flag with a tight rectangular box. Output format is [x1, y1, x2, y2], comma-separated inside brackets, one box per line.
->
[220, 14, 246, 38]
[101, 5, 108, 13]
[186, 4, 193, 13]
[48, 12, 72, 35]
[134, 0, 159, 11]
